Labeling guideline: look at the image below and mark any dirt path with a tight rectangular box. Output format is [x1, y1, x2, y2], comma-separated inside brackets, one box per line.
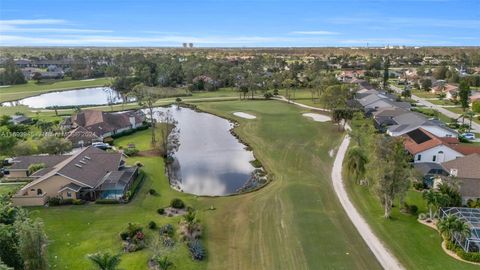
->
[275, 96, 405, 270]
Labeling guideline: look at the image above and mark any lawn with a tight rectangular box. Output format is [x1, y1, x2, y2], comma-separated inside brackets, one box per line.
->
[114, 126, 165, 151]
[412, 90, 438, 99]
[0, 184, 23, 196]
[0, 78, 111, 103]
[343, 170, 479, 269]
[31, 100, 381, 270]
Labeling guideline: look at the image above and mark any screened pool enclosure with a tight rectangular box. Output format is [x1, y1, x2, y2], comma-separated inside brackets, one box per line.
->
[440, 207, 480, 253]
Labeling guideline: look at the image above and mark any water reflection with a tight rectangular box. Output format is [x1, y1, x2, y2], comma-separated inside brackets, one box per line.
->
[2, 87, 134, 108]
[152, 106, 255, 196]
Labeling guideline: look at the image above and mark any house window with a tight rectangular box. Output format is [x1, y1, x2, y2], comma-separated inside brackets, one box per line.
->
[66, 192, 72, 198]
[432, 155, 436, 162]
[417, 154, 422, 161]
[37, 189, 43, 195]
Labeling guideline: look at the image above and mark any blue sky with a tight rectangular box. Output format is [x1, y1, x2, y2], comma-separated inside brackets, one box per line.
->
[0, 0, 479, 47]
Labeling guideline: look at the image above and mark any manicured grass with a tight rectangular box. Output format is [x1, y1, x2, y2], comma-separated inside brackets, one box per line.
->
[114, 126, 165, 151]
[0, 184, 23, 196]
[428, 99, 458, 106]
[413, 107, 452, 123]
[343, 172, 479, 269]
[31, 100, 380, 269]
[412, 90, 437, 99]
[0, 78, 111, 102]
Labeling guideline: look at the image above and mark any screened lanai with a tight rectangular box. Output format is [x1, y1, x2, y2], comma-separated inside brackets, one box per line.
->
[440, 207, 480, 253]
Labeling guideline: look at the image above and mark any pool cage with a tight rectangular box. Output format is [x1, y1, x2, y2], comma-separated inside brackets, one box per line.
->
[440, 207, 480, 253]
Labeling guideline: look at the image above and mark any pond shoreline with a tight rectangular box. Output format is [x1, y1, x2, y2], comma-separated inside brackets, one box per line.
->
[163, 103, 271, 197]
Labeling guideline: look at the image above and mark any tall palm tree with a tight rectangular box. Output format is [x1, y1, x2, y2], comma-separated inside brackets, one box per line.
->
[87, 252, 121, 270]
[345, 146, 368, 184]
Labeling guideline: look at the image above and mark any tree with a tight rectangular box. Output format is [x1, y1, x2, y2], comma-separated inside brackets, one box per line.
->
[37, 137, 72, 155]
[320, 85, 350, 110]
[16, 219, 48, 270]
[369, 136, 411, 218]
[32, 72, 42, 84]
[132, 84, 165, 145]
[458, 80, 471, 113]
[422, 190, 449, 219]
[420, 78, 432, 91]
[383, 57, 390, 91]
[437, 215, 471, 242]
[12, 141, 38, 156]
[433, 66, 448, 80]
[345, 146, 368, 184]
[88, 252, 121, 270]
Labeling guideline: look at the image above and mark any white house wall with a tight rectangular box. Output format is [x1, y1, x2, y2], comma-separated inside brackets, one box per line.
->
[414, 145, 463, 164]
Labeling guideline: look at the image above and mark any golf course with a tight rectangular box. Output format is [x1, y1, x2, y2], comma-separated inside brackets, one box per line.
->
[28, 99, 381, 269]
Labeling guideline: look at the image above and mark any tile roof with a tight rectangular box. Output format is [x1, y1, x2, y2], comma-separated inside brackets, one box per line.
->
[9, 155, 71, 171]
[441, 153, 480, 180]
[403, 128, 459, 155]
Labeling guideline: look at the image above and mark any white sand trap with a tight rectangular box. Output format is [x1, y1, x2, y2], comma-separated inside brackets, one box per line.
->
[0, 85, 10, 88]
[81, 79, 95, 81]
[233, 112, 256, 119]
[303, 113, 331, 122]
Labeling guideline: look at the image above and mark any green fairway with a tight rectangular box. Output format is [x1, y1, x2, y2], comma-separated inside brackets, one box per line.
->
[31, 100, 380, 270]
[344, 173, 479, 269]
[0, 78, 111, 102]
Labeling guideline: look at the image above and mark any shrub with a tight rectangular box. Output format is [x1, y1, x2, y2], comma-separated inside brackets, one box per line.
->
[157, 208, 165, 215]
[27, 163, 45, 175]
[249, 159, 262, 168]
[413, 181, 426, 191]
[46, 196, 63, 206]
[457, 250, 480, 262]
[418, 213, 427, 220]
[170, 198, 185, 209]
[120, 231, 129, 241]
[188, 240, 206, 261]
[72, 199, 86, 205]
[264, 92, 273, 99]
[148, 221, 157, 230]
[124, 148, 139, 156]
[95, 199, 120, 204]
[120, 223, 143, 241]
[159, 224, 174, 237]
[162, 236, 175, 248]
[408, 205, 418, 215]
[149, 189, 157, 195]
[135, 161, 144, 167]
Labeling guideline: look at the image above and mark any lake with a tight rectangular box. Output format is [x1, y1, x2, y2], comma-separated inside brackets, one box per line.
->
[152, 106, 258, 196]
[2, 87, 133, 108]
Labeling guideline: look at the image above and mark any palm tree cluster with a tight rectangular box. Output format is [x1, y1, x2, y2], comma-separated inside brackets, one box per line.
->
[437, 215, 471, 244]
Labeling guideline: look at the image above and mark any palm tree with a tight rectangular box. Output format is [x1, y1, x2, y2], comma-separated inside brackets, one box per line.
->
[437, 215, 471, 243]
[422, 190, 449, 219]
[155, 256, 174, 270]
[345, 146, 368, 184]
[87, 252, 121, 270]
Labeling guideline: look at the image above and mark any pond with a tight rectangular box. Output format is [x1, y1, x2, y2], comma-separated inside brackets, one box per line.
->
[151, 106, 260, 196]
[2, 87, 134, 108]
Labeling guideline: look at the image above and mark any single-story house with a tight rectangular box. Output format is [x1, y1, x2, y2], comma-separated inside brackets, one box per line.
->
[11, 146, 138, 206]
[431, 83, 458, 97]
[403, 128, 464, 163]
[6, 155, 70, 178]
[441, 153, 480, 202]
[65, 126, 102, 147]
[372, 107, 410, 130]
[386, 112, 458, 138]
[61, 109, 146, 139]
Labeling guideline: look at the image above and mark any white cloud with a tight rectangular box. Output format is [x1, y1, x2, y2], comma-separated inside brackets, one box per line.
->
[0, 19, 66, 26]
[290, 31, 339, 35]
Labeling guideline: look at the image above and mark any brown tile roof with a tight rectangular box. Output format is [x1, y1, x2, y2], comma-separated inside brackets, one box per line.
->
[9, 155, 71, 171]
[431, 83, 458, 94]
[70, 110, 144, 137]
[441, 153, 480, 179]
[448, 144, 480, 156]
[403, 128, 446, 155]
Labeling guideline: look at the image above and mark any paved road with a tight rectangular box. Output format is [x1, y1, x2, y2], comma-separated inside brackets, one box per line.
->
[275, 96, 405, 270]
[390, 85, 480, 133]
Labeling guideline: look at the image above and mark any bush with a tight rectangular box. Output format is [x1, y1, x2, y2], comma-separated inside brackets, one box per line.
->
[408, 205, 418, 215]
[72, 199, 86, 205]
[249, 159, 262, 168]
[162, 236, 175, 248]
[120, 231, 129, 241]
[418, 213, 427, 220]
[135, 161, 144, 167]
[149, 189, 157, 195]
[457, 250, 480, 262]
[264, 92, 273, 99]
[159, 224, 174, 237]
[170, 198, 185, 209]
[157, 208, 165, 215]
[188, 240, 206, 261]
[413, 181, 426, 191]
[95, 199, 120, 204]
[148, 221, 157, 230]
[124, 148, 139, 156]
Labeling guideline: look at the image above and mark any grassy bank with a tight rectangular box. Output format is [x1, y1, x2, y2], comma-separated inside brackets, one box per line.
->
[31, 100, 380, 269]
[0, 78, 111, 103]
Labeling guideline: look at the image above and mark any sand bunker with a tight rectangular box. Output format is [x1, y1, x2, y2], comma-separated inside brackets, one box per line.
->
[302, 113, 331, 122]
[233, 112, 256, 119]
[81, 79, 96, 81]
